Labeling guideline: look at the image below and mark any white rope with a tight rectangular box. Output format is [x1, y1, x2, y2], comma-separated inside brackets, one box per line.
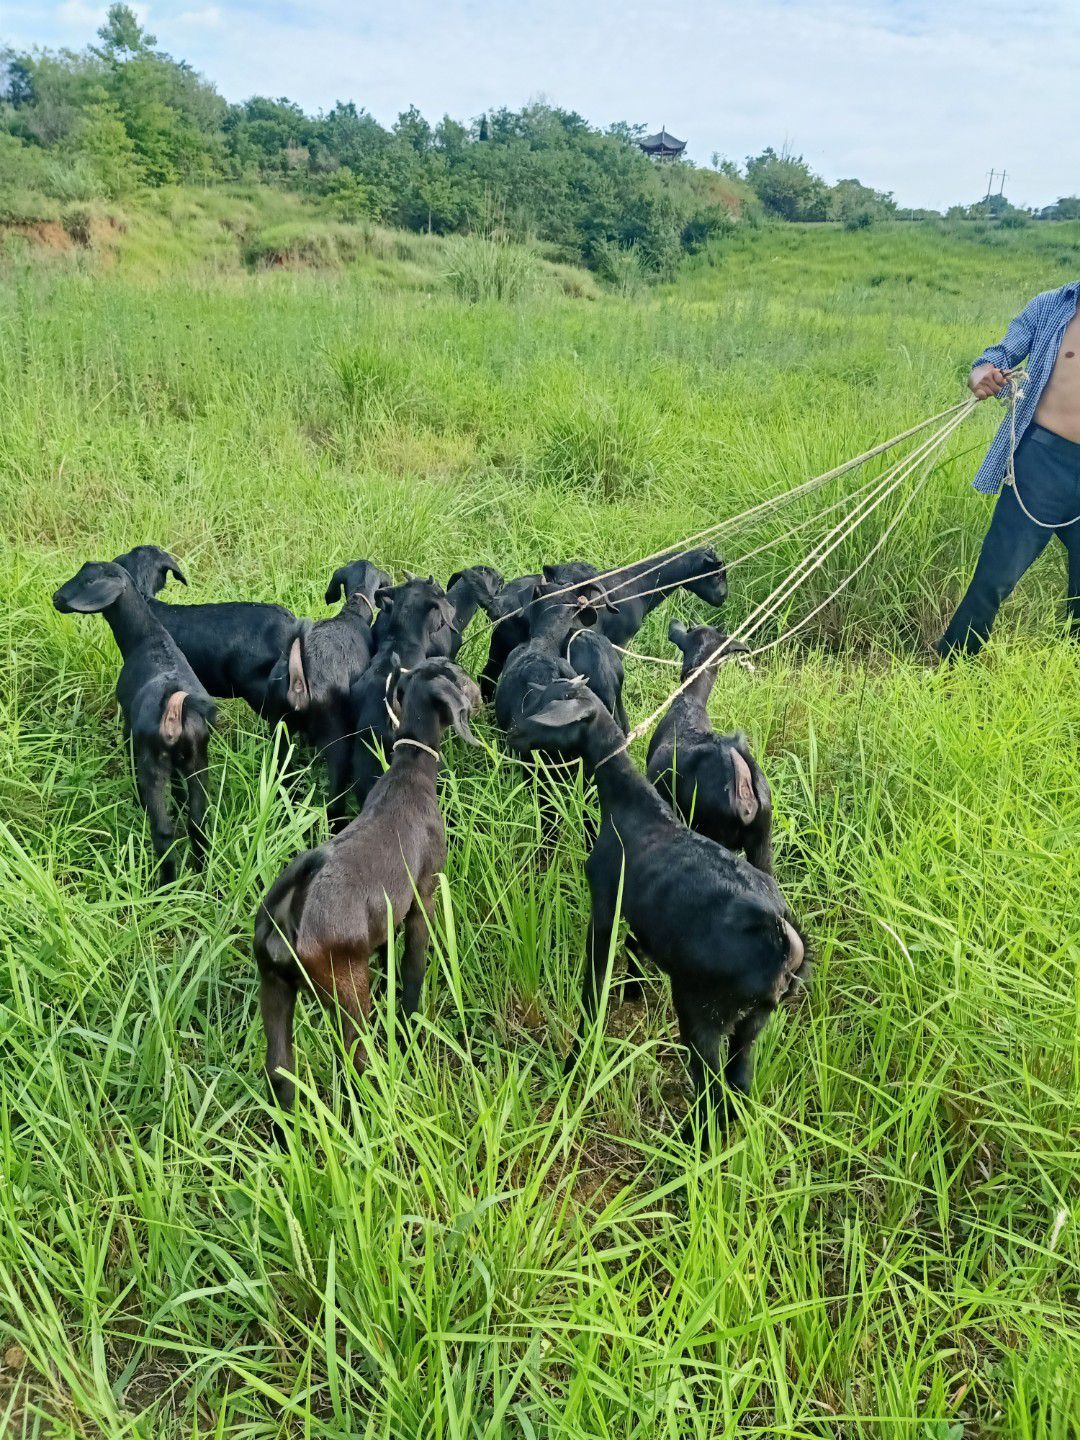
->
[393, 737, 440, 760]
[468, 397, 981, 642]
[590, 401, 975, 766]
[1003, 371, 1080, 530]
[534, 396, 977, 611]
[717, 406, 973, 659]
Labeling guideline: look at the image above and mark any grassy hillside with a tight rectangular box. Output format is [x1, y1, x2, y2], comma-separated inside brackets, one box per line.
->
[0, 211, 1077, 1438]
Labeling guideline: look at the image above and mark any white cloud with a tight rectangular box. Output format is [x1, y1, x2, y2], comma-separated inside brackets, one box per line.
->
[175, 5, 221, 26]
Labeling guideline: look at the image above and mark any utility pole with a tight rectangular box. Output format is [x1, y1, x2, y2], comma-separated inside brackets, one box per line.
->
[997, 169, 1008, 196]
[984, 169, 996, 202]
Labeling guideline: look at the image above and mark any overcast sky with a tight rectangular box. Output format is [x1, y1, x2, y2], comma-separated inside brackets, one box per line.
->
[5, 1, 1077, 211]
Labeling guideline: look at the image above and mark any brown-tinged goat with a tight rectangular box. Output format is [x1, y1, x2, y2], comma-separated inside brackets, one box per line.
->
[253, 657, 480, 1129]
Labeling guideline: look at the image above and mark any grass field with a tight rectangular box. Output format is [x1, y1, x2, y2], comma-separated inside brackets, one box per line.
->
[1, 201, 1077, 1438]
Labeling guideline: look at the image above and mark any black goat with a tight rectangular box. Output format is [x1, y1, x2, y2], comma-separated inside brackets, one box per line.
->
[265, 560, 391, 827]
[587, 546, 729, 646]
[350, 579, 456, 807]
[479, 562, 599, 701]
[563, 626, 629, 733]
[53, 562, 216, 884]
[509, 677, 806, 1142]
[113, 545, 298, 720]
[440, 566, 504, 659]
[646, 621, 772, 873]
[493, 583, 614, 742]
[254, 659, 481, 1128]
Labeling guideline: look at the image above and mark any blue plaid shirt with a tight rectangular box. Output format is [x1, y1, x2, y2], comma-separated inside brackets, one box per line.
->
[970, 280, 1080, 493]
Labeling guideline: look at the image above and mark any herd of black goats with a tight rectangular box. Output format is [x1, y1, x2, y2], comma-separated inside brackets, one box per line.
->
[53, 541, 808, 1146]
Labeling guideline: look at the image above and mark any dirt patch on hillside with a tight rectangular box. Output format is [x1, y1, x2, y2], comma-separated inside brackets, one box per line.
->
[2, 214, 126, 255]
[4, 221, 73, 251]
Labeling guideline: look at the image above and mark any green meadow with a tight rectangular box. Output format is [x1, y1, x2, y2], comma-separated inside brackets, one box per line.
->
[0, 199, 1077, 1437]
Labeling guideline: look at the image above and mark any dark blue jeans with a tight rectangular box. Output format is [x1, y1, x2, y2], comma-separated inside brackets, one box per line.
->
[938, 424, 1080, 657]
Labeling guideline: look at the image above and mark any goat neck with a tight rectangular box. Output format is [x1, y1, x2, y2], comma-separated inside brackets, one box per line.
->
[622, 552, 694, 615]
[392, 691, 446, 775]
[341, 590, 376, 624]
[529, 604, 582, 653]
[579, 710, 669, 819]
[97, 583, 164, 655]
[446, 578, 483, 639]
[675, 646, 720, 718]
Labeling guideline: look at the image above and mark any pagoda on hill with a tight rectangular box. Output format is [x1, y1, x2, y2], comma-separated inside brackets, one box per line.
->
[638, 128, 686, 161]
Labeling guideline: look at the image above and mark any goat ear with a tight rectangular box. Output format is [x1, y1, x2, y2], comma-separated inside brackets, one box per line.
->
[668, 619, 689, 650]
[530, 691, 596, 729]
[325, 566, 349, 605]
[428, 675, 479, 745]
[160, 551, 187, 587]
[446, 570, 465, 590]
[61, 570, 127, 613]
[375, 585, 394, 611]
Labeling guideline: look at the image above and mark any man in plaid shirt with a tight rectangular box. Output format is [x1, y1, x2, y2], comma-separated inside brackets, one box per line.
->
[938, 280, 1080, 657]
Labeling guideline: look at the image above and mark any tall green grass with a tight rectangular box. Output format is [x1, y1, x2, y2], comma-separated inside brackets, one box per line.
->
[0, 218, 1077, 1438]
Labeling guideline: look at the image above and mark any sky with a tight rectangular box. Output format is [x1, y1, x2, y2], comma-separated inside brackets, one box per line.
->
[4, 0, 1078, 211]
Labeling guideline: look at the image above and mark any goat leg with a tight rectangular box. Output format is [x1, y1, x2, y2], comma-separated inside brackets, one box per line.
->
[181, 744, 210, 870]
[321, 728, 354, 832]
[672, 983, 727, 1149]
[400, 905, 430, 1021]
[565, 890, 617, 1074]
[135, 742, 177, 885]
[724, 1005, 771, 1096]
[260, 968, 298, 1131]
[619, 932, 647, 1004]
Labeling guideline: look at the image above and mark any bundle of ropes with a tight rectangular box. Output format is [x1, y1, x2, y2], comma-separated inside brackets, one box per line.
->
[465, 371, 1041, 769]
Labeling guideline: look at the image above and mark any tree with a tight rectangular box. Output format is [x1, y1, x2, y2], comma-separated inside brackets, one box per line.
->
[830, 177, 896, 229]
[93, 5, 156, 60]
[75, 94, 142, 193]
[744, 146, 829, 221]
[1041, 196, 1080, 220]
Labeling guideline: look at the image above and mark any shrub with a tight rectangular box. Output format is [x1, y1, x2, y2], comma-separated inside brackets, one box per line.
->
[243, 220, 368, 267]
[61, 204, 93, 246]
[589, 239, 645, 295]
[330, 343, 422, 427]
[843, 208, 875, 231]
[534, 389, 679, 500]
[444, 235, 536, 303]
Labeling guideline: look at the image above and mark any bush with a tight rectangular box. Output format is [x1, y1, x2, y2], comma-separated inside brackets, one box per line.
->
[243, 220, 364, 267]
[61, 204, 93, 245]
[534, 389, 679, 500]
[589, 239, 645, 295]
[843, 208, 875, 231]
[444, 235, 536, 303]
[330, 343, 423, 427]
[680, 205, 734, 253]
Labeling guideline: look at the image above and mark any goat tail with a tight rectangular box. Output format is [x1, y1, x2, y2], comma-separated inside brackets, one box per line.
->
[778, 913, 812, 1005]
[159, 690, 188, 745]
[286, 629, 311, 713]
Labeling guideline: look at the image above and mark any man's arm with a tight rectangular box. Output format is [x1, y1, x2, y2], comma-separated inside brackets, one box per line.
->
[969, 295, 1041, 399]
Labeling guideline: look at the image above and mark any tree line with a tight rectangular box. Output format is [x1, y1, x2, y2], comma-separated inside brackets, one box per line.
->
[2, 5, 1075, 273]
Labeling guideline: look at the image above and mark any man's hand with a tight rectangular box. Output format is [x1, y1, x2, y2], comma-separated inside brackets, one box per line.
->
[969, 364, 1007, 400]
